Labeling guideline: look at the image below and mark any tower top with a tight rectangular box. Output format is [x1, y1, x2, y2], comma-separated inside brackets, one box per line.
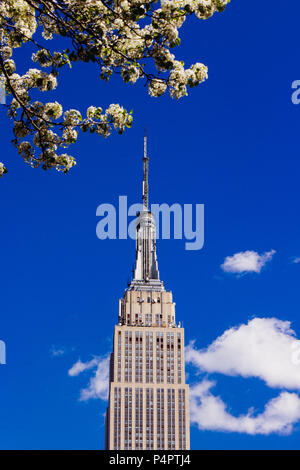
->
[142, 129, 149, 210]
[129, 132, 164, 291]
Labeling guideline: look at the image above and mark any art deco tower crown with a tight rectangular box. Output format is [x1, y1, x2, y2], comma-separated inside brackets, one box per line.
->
[130, 132, 163, 292]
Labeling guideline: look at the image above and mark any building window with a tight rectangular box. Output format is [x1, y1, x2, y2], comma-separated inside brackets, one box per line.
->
[135, 388, 143, 449]
[113, 387, 121, 450]
[117, 331, 122, 382]
[157, 388, 165, 450]
[124, 387, 132, 450]
[146, 332, 153, 383]
[146, 388, 154, 450]
[125, 331, 132, 382]
[167, 389, 176, 450]
[178, 389, 186, 450]
[167, 332, 175, 384]
[135, 331, 143, 383]
[177, 332, 182, 384]
[156, 332, 164, 383]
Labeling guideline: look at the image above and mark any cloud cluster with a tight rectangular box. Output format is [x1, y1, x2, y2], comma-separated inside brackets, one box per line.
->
[190, 380, 300, 435]
[68, 355, 110, 401]
[187, 317, 300, 435]
[186, 318, 300, 390]
[221, 250, 276, 274]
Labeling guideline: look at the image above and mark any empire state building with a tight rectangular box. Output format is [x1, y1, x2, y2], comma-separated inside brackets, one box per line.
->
[105, 136, 190, 450]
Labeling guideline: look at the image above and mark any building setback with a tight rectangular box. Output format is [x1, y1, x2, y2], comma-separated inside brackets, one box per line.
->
[105, 136, 190, 450]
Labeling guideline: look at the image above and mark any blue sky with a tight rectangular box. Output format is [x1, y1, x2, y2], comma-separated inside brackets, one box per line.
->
[1, 1, 300, 450]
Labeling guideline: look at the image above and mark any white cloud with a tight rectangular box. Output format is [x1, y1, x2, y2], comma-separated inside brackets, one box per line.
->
[221, 250, 276, 274]
[292, 257, 300, 264]
[190, 380, 300, 435]
[50, 346, 66, 357]
[69, 355, 110, 401]
[187, 318, 300, 435]
[68, 357, 99, 377]
[186, 318, 300, 391]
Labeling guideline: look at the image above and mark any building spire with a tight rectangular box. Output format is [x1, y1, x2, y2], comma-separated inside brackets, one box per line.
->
[129, 131, 164, 291]
[143, 129, 149, 210]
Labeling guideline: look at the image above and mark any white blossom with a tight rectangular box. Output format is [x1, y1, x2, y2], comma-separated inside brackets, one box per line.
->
[148, 79, 167, 97]
[0, 162, 7, 177]
[63, 110, 82, 126]
[3, 59, 16, 75]
[106, 104, 133, 131]
[87, 106, 98, 119]
[43, 102, 63, 120]
[17, 141, 34, 160]
[1, 46, 13, 60]
[62, 128, 78, 144]
[0, 0, 229, 175]
[13, 121, 30, 138]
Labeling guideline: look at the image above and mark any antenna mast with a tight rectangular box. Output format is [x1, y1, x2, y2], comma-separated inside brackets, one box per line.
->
[143, 129, 149, 210]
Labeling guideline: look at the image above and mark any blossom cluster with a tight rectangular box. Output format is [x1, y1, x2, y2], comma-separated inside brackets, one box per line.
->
[0, 0, 229, 176]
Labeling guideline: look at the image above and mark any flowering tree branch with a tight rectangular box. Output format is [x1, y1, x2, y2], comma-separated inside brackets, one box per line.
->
[0, 0, 230, 177]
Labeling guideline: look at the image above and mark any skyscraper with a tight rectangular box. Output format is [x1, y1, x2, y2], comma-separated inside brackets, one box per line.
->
[105, 136, 190, 450]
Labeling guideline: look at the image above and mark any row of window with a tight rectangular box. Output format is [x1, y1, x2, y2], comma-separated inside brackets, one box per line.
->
[113, 388, 121, 449]
[157, 388, 165, 449]
[124, 331, 132, 382]
[112, 387, 187, 450]
[146, 388, 154, 450]
[135, 388, 143, 450]
[135, 332, 143, 383]
[124, 313, 175, 327]
[146, 332, 154, 383]
[124, 388, 132, 450]
[167, 333, 175, 384]
[178, 389, 186, 450]
[116, 330, 183, 384]
[167, 389, 176, 450]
